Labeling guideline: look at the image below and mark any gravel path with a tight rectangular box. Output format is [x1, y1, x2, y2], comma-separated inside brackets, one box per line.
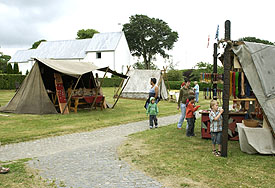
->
[0, 114, 180, 188]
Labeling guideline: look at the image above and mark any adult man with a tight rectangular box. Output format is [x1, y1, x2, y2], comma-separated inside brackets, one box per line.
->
[177, 79, 194, 131]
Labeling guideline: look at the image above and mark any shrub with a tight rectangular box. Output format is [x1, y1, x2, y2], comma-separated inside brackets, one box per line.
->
[0, 74, 26, 89]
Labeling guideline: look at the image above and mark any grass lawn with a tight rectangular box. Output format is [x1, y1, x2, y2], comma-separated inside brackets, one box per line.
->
[118, 94, 275, 188]
[0, 87, 179, 186]
[0, 159, 56, 188]
[0, 87, 178, 145]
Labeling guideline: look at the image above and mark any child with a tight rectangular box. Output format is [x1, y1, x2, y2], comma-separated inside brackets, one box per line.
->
[185, 95, 200, 137]
[146, 97, 159, 129]
[209, 100, 224, 156]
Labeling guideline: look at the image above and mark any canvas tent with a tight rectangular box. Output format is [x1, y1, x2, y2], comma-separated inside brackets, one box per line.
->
[0, 58, 126, 114]
[232, 42, 275, 154]
[120, 69, 168, 100]
[233, 42, 275, 131]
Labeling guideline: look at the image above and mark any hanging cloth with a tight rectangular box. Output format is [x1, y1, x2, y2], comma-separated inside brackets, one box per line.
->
[238, 72, 242, 98]
[229, 71, 233, 97]
[232, 72, 236, 98]
[235, 72, 239, 97]
[241, 72, 245, 96]
[245, 75, 251, 97]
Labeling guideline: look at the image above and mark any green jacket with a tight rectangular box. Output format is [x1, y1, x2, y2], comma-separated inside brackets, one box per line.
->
[177, 87, 192, 107]
[146, 103, 159, 116]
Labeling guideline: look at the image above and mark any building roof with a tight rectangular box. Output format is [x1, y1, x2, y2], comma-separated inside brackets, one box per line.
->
[9, 32, 123, 63]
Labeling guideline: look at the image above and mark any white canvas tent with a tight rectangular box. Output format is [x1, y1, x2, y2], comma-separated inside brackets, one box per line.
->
[120, 69, 168, 100]
[233, 42, 275, 154]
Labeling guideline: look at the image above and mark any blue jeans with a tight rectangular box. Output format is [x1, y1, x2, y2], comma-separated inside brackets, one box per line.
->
[195, 92, 199, 102]
[177, 103, 188, 129]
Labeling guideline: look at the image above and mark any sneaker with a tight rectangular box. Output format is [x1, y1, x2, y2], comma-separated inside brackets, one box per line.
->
[155, 126, 158, 128]
[177, 127, 182, 130]
[150, 126, 153, 129]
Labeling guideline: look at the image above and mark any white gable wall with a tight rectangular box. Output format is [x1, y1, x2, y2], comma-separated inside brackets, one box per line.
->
[114, 33, 131, 74]
[16, 60, 35, 75]
[84, 51, 114, 69]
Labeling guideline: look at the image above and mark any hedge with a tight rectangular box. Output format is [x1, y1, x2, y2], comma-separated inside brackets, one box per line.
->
[99, 78, 123, 87]
[165, 81, 224, 91]
[0, 74, 26, 89]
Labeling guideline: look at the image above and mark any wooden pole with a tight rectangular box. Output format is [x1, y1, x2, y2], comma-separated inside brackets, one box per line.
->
[112, 76, 130, 109]
[91, 67, 109, 109]
[62, 75, 82, 115]
[213, 43, 218, 100]
[221, 20, 231, 157]
[114, 65, 131, 98]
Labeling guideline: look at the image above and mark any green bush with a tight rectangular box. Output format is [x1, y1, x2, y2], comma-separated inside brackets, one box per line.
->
[99, 78, 123, 87]
[166, 70, 183, 81]
[0, 74, 26, 89]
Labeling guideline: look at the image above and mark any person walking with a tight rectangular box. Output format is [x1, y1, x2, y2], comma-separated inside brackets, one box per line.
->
[146, 97, 159, 129]
[193, 81, 200, 103]
[144, 78, 159, 109]
[177, 78, 193, 130]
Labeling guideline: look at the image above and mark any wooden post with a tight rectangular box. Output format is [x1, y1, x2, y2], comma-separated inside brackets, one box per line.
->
[91, 67, 109, 109]
[112, 76, 130, 109]
[62, 75, 82, 114]
[221, 20, 231, 157]
[213, 43, 218, 100]
[114, 65, 131, 98]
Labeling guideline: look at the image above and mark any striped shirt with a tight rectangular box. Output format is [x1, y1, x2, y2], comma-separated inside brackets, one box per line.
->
[209, 110, 223, 132]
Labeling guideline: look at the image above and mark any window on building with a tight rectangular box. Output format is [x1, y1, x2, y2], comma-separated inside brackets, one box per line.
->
[96, 52, 101, 59]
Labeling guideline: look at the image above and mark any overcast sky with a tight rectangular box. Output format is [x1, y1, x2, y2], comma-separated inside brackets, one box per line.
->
[0, 0, 274, 69]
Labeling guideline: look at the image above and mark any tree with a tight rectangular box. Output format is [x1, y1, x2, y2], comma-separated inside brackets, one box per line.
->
[76, 29, 99, 39]
[132, 61, 158, 70]
[123, 14, 178, 69]
[6, 63, 13, 74]
[13, 63, 20, 74]
[0, 54, 11, 73]
[31, 39, 47, 49]
[239, 37, 274, 45]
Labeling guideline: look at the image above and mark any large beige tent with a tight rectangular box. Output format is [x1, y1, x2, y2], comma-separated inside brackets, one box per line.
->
[0, 58, 126, 114]
[120, 69, 168, 100]
[233, 42, 275, 154]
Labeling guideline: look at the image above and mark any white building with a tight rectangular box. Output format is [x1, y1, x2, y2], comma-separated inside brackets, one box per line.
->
[9, 32, 132, 75]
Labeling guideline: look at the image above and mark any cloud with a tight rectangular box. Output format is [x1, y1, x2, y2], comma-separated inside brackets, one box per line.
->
[0, 0, 69, 47]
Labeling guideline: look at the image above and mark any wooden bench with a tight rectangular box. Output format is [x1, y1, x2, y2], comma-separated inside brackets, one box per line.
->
[69, 95, 105, 113]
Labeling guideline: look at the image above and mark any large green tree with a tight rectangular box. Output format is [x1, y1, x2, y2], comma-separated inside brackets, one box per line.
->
[123, 14, 178, 69]
[76, 29, 99, 39]
[239, 37, 274, 45]
[31, 39, 47, 49]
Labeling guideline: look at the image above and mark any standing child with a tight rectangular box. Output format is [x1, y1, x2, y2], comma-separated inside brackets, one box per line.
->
[185, 95, 200, 137]
[146, 97, 159, 129]
[209, 100, 224, 156]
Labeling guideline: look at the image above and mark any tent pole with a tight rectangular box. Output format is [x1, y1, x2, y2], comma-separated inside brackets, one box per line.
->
[213, 43, 218, 100]
[62, 75, 82, 115]
[114, 65, 131, 98]
[91, 67, 109, 109]
[112, 76, 130, 109]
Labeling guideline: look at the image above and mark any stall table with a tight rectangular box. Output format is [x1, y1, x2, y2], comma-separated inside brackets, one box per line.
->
[200, 111, 247, 140]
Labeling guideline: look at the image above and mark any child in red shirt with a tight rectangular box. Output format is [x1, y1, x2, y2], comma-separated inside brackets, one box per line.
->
[185, 95, 200, 137]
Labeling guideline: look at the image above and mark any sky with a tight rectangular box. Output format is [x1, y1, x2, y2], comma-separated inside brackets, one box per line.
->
[0, 0, 275, 69]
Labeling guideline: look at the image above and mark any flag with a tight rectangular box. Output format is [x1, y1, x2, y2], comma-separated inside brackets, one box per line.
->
[207, 35, 210, 48]
[215, 25, 219, 41]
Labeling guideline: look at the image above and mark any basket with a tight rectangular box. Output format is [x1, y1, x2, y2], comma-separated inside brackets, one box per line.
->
[243, 119, 259, 128]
